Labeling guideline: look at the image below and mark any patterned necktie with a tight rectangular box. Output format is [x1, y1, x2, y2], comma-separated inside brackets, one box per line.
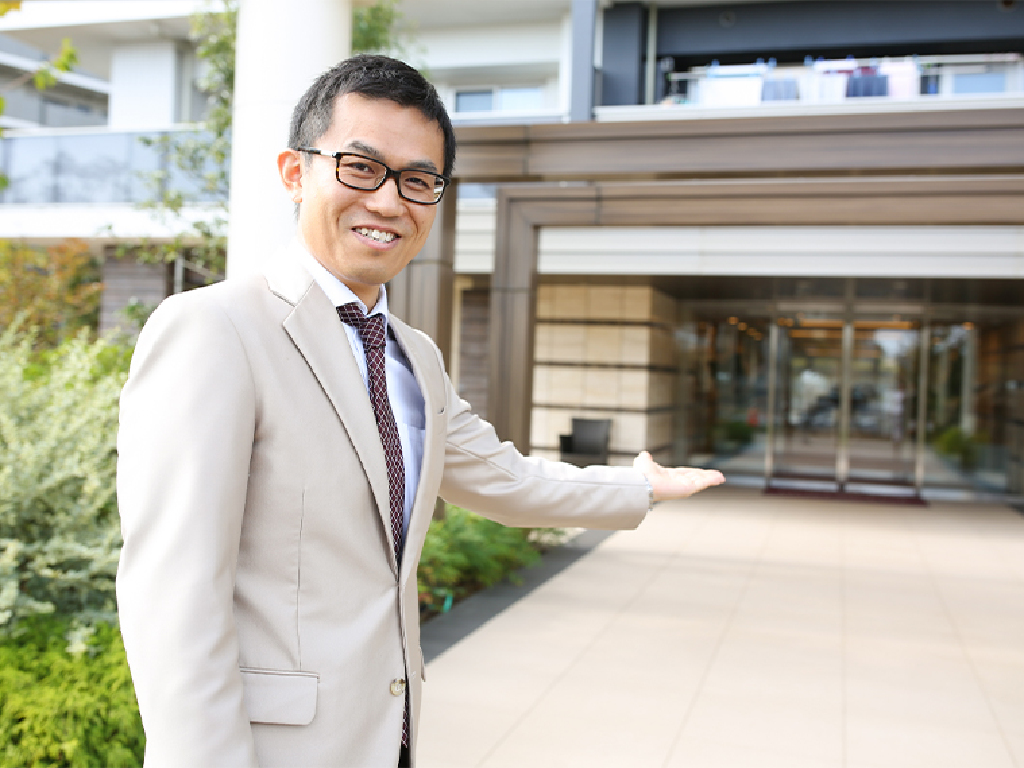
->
[336, 303, 406, 559]
[336, 303, 410, 748]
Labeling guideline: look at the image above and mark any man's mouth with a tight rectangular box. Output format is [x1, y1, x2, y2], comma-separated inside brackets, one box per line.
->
[354, 227, 397, 244]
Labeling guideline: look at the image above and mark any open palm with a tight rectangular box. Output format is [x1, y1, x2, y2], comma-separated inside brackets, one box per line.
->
[633, 451, 725, 501]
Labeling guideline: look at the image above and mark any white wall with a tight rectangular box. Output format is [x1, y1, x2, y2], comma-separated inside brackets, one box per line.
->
[108, 41, 177, 129]
[452, 213, 1024, 279]
[535, 226, 1024, 278]
[418, 23, 562, 74]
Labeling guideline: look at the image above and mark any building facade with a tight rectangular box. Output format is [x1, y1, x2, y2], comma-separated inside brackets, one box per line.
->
[2, 0, 1023, 500]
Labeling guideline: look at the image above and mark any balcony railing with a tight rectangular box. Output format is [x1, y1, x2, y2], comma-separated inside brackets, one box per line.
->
[597, 53, 1024, 121]
[0, 127, 228, 205]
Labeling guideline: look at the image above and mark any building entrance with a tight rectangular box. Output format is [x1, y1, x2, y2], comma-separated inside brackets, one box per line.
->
[769, 315, 922, 495]
[685, 278, 1024, 500]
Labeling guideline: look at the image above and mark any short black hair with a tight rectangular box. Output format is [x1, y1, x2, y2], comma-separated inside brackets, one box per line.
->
[288, 54, 456, 177]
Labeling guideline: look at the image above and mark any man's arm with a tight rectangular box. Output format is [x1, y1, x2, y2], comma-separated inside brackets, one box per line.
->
[116, 293, 259, 768]
[434, 353, 722, 528]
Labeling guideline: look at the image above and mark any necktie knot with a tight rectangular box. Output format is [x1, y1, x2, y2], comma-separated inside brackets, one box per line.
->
[337, 303, 386, 349]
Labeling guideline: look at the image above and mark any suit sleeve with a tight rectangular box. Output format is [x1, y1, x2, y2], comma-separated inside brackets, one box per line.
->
[433, 347, 649, 530]
[116, 293, 259, 768]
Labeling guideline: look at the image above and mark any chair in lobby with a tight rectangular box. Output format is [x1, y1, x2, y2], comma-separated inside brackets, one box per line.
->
[559, 418, 612, 467]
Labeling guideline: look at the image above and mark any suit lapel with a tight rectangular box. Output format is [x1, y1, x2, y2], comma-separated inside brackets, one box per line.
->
[266, 252, 399, 572]
[389, 317, 448, 580]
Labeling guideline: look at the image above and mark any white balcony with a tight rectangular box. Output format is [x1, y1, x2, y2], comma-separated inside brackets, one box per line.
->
[596, 53, 1024, 122]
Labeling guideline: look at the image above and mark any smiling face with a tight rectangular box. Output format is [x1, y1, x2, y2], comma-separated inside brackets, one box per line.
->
[279, 92, 446, 308]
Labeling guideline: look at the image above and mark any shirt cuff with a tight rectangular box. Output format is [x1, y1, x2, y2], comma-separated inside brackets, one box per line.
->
[641, 475, 655, 512]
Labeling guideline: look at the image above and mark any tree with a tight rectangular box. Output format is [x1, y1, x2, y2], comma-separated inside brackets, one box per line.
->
[0, 240, 101, 347]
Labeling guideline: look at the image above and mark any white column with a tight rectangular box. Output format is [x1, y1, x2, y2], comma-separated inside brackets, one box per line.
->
[226, 0, 351, 278]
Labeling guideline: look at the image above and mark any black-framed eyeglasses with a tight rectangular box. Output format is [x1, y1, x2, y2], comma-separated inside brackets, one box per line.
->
[296, 148, 449, 205]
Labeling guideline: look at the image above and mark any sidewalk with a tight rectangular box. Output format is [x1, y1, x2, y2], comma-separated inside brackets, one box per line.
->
[417, 487, 1024, 768]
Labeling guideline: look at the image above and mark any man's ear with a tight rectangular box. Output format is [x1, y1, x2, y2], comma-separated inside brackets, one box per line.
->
[278, 149, 303, 203]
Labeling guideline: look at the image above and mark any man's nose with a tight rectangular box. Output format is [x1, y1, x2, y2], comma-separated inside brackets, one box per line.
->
[365, 174, 404, 214]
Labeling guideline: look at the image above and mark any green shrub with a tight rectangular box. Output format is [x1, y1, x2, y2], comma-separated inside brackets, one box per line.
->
[0, 617, 144, 767]
[0, 327, 128, 629]
[417, 506, 544, 616]
[722, 420, 755, 447]
[933, 425, 978, 470]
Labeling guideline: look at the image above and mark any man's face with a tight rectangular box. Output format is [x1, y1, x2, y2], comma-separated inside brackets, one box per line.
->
[288, 93, 445, 307]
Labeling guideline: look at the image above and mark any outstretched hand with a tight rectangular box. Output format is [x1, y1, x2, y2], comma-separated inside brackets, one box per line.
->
[634, 451, 725, 502]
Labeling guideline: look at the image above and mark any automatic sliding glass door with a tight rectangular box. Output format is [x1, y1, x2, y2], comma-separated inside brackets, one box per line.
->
[845, 319, 921, 489]
[770, 315, 844, 487]
[768, 314, 922, 492]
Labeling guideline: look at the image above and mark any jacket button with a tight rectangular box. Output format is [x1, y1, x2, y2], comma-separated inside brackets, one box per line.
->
[390, 678, 406, 696]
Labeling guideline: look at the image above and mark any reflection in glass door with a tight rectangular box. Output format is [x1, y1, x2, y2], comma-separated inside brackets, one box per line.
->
[846, 319, 920, 486]
[770, 316, 844, 484]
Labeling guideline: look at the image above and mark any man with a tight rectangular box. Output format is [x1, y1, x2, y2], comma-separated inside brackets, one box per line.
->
[116, 55, 724, 768]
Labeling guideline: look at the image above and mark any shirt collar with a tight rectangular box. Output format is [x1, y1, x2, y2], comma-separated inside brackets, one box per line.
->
[293, 238, 389, 321]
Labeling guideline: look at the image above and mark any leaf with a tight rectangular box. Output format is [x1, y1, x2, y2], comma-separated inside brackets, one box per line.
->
[32, 65, 57, 91]
[53, 37, 78, 73]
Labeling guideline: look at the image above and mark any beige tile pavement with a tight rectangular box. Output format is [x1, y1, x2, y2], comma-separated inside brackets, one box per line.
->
[417, 488, 1024, 768]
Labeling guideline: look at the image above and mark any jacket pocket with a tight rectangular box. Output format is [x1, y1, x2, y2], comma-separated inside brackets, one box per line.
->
[240, 667, 319, 726]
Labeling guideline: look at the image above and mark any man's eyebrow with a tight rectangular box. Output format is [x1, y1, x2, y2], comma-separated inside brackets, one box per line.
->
[345, 140, 441, 174]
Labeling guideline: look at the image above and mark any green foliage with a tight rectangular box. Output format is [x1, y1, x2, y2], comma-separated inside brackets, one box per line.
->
[417, 506, 543, 616]
[0, 327, 128, 630]
[353, 0, 402, 54]
[722, 419, 755, 447]
[31, 38, 77, 91]
[0, 240, 102, 347]
[0, 617, 144, 767]
[933, 425, 980, 471]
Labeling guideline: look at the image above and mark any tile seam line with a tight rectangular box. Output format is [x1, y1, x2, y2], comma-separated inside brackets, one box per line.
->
[473, 506, 716, 768]
[660, 502, 784, 768]
[912, 506, 1021, 768]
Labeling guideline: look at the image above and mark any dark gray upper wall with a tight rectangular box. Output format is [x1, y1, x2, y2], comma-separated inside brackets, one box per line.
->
[601, 3, 646, 106]
[658, 1, 1024, 65]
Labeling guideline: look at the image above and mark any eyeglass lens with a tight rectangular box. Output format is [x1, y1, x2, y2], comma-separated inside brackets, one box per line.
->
[337, 155, 444, 204]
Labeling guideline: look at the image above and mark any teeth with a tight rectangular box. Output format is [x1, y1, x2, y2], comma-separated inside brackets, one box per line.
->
[356, 227, 396, 243]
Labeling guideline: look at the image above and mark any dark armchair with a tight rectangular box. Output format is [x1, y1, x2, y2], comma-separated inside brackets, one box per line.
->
[558, 418, 612, 467]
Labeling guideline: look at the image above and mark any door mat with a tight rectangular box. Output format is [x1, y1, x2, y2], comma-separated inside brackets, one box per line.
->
[764, 486, 928, 506]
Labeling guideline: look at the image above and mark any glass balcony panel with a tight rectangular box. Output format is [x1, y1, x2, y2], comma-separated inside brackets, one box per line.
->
[127, 133, 165, 203]
[56, 132, 135, 203]
[5, 135, 59, 203]
[953, 71, 1007, 94]
[163, 131, 228, 204]
[0, 129, 228, 206]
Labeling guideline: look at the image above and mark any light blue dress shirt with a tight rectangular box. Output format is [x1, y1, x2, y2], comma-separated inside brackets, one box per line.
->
[296, 244, 426, 538]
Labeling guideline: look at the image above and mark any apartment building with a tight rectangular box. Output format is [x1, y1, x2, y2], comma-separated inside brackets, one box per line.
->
[2, 0, 1023, 501]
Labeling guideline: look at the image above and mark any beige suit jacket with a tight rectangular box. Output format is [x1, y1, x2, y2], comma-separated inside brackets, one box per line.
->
[115, 252, 648, 768]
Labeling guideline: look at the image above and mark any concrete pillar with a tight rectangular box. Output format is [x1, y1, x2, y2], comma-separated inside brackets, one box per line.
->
[226, 0, 351, 278]
[569, 0, 596, 122]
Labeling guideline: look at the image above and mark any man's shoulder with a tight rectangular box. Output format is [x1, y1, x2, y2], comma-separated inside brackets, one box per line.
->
[149, 273, 284, 326]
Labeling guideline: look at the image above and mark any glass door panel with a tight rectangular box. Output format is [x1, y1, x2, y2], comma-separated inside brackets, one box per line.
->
[690, 316, 771, 476]
[846, 319, 920, 486]
[926, 321, 1010, 494]
[771, 316, 843, 484]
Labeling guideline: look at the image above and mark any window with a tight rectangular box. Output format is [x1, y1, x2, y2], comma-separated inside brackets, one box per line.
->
[455, 90, 493, 112]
